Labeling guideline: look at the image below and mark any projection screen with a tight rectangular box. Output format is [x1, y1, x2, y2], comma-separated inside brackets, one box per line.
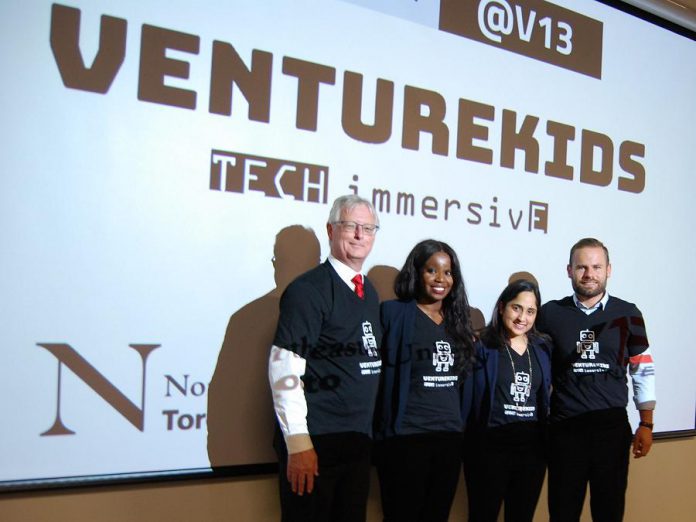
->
[1, 0, 694, 490]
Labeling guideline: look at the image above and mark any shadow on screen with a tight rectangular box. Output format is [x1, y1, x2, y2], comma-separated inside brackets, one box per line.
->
[508, 270, 539, 288]
[207, 225, 321, 468]
[367, 264, 399, 303]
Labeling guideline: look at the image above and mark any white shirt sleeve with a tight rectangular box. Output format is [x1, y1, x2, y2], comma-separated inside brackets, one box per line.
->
[629, 346, 656, 410]
[268, 345, 314, 453]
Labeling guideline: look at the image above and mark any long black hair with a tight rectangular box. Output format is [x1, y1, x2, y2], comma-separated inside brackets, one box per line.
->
[480, 279, 548, 351]
[394, 239, 475, 373]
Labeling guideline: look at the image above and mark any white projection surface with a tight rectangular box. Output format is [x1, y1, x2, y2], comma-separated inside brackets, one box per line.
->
[1, 0, 694, 489]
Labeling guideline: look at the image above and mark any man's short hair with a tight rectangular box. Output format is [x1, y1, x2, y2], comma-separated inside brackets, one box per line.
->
[327, 194, 379, 225]
[569, 237, 610, 265]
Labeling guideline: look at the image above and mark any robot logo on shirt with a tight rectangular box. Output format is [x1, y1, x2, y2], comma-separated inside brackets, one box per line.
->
[361, 321, 379, 357]
[510, 372, 531, 403]
[433, 341, 454, 372]
[576, 329, 599, 360]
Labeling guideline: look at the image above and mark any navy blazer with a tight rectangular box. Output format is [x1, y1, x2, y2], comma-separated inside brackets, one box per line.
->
[375, 299, 418, 439]
[462, 336, 552, 432]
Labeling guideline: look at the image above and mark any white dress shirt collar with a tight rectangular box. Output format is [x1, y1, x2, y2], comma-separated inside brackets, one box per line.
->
[573, 291, 610, 315]
[328, 255, 363, 290]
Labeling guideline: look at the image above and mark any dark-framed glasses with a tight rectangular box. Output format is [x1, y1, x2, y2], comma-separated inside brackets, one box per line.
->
[334, 220, 380, 236]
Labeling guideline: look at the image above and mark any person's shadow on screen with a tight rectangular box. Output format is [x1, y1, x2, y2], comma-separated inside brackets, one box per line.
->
[508, 271, 539, 288]
[367, 265, 399, 303]
[207, 225, 321, 467]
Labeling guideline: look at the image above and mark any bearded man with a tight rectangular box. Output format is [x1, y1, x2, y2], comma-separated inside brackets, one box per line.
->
[537, 238, 656, 522]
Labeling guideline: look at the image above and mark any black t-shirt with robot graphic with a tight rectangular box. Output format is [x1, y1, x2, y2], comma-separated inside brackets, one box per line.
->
[537, 295, 649, 421]
[489, 346, 542, 427]
[399, 309, 462, 434]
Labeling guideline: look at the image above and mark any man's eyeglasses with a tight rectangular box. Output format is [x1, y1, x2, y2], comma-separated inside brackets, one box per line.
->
[333, 221, 380, 236]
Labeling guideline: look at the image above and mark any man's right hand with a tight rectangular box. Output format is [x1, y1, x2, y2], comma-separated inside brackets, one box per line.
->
[287, 448, 319, 495]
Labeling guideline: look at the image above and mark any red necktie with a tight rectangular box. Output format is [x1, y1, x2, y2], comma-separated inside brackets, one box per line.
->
[352, 274, 364, 299]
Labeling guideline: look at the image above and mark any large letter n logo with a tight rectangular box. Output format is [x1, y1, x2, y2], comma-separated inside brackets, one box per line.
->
[38, 343, 159, 436]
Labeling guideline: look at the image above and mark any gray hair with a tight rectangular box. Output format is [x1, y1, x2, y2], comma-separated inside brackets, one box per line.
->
[327, 194, 379, 225]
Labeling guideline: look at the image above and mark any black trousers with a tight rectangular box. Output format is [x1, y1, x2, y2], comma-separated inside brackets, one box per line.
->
[463, 422, 547, 522]
[276, 432, 372, 522]
[548, 409, 633, 522]
[376, 432, 462, 522]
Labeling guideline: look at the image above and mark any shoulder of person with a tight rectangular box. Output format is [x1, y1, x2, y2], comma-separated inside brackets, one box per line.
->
[540, 295, 574, 310]
[282, 264, 331, 301]
[380, 299, 413, 312]
[530, 334, 553, 355]
[606, 295, 641, 313]
[380, 299, 415, 323]
[538, 297, 574, 325]
[472, 337, 495, 360]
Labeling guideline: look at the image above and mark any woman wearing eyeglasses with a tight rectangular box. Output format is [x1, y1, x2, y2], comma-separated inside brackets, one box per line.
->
[374, 239, 475, 522]
[462, 279, 552, 522]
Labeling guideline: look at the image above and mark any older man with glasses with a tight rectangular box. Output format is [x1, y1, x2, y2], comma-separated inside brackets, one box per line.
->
[269, 194, 382, 522]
